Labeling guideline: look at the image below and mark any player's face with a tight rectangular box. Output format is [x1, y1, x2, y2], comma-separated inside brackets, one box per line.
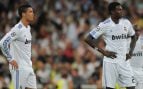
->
[25, 7, 34, 22]
[113, 5, 123, 19]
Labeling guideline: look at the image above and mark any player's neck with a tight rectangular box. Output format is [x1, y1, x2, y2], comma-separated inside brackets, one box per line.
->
[21, 18, 29, 28]
[111, 16, 119, 24]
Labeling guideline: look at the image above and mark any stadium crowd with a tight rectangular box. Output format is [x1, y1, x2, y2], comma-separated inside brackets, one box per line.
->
[0, 0, 143, 89]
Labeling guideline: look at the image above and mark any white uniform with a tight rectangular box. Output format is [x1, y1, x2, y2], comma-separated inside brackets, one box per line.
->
[129, 35, 143, 89]
[89, 17, 136, 88]
[0, 21, 37, 89]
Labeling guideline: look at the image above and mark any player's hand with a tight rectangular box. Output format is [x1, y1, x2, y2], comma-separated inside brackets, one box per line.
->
[126, 53, 132, 60]
[9, 60, 18, 70]
[102, 50, 117, 59]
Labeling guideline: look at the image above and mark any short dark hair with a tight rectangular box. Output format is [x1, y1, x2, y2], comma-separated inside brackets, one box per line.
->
[18, 4, 32, 18]
[108, 2, 121, 14]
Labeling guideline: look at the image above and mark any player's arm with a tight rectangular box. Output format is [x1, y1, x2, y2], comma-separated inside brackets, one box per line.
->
[0, 28, 18, 69]
[130, 34, 138, 55]
[126, 35, 137, 59]
[84, 25, 117, 59]
[84, 34, 99, 48]
[126, 23, 138, 60]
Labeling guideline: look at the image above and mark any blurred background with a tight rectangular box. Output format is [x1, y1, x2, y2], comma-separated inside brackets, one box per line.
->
[0, 0, 143, 89]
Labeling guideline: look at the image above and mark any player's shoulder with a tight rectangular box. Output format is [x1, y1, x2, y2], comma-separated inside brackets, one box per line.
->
[120, 18, 132, 25]
[102, 18, 111, 24]
[10, 22, 23, 34]
[98, 18, 112, 28]
[13, 21, 24, 31]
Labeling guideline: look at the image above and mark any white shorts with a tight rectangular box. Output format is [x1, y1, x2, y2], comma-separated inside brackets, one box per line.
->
[10, 69, 37, 89]
[132, 67, 143, 89]
[102, 60, 136, 88]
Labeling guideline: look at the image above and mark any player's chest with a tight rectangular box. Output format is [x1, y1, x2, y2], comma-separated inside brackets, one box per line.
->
[18, 31, 32, 44]
[106, 25, 128, 35]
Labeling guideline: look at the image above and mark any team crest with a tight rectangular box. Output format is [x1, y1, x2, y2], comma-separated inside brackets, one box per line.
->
[124, 27, 127, 31]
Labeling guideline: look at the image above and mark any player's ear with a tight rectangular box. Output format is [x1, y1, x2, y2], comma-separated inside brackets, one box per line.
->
[111, 11, 114, 15]
[22, 13, 26, 17]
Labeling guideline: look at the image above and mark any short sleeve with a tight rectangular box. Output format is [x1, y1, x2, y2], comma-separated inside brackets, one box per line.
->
[89, 23, 105, 39]
[127, 21, 135, 36]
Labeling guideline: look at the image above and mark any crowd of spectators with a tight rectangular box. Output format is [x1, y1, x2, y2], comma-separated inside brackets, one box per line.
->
[0, 0, 143, 89]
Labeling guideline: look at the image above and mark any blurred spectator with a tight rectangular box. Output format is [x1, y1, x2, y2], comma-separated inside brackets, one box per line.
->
[71, 68, 85, 89]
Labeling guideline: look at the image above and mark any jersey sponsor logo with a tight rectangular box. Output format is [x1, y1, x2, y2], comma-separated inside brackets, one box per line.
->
[25, 39, 31, 44]
[132, 51, 143, 56]
[112, 34, 128, 40]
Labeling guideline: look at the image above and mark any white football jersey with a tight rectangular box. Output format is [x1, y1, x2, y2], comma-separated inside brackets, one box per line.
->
[0, 21, 32, 70]
[129, 35, 143, 67]
[89, 17, 135, 63]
